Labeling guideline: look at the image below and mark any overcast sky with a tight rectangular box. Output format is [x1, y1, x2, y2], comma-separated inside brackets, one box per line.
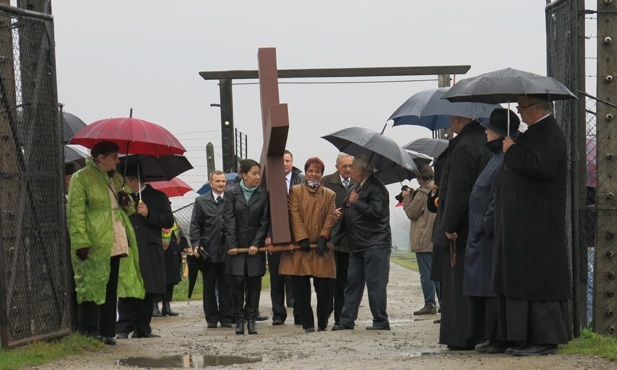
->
[49, 0, 595, 248]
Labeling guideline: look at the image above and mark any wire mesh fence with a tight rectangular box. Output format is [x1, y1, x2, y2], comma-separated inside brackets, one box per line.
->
[584, 97, 597, 328]
[172, 203, 203, 300]
[0, 8, 69, 349]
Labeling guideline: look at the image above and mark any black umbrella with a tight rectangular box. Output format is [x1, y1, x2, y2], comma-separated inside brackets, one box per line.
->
[441, 67, 577, 104]
[64, 144, 89, 169]
[187, 237, 209, 301]
[62, 111, 87, 143]
[321, 127, 419, 185]
[403, 138, 449, 159]
[118, 155, 193, 182]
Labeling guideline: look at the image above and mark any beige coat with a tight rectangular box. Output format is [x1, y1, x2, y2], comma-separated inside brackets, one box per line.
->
[403, 185, 436, 253]
[279, 183, 337, 278]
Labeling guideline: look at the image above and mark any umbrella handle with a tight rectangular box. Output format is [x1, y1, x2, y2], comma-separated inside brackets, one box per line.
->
[233, 243, 318, 253]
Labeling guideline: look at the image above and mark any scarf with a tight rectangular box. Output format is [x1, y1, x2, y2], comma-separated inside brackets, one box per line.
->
[239, 179, 258, 203]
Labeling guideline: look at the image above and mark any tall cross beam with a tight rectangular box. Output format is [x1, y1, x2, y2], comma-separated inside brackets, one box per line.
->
[257, 48, 291, 244]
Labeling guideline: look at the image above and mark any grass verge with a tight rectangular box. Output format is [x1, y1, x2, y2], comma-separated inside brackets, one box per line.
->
[559, 328, 617, 360]
[390, 252, 419, 272]
[0, 334, 102, 370]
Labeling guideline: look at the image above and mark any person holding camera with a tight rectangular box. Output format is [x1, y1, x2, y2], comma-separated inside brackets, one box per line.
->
[190, 170, 234, 328]
[67, 141, 144, 345]
[116, 166, 174, 339]
[402, 163, 440, 316]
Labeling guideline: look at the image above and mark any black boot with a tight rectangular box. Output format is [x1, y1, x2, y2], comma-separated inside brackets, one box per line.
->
[232, 291, 245, 335]
[246, 289, 259, 335]
[162, 301, 179, 316]
[152, 301, 162, 317]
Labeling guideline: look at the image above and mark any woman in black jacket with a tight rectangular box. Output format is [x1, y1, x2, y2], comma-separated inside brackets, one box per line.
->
[223, 159, 270, 335]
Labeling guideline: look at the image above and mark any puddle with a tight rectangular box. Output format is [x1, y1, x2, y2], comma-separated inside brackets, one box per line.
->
[117, 354, 261, 368]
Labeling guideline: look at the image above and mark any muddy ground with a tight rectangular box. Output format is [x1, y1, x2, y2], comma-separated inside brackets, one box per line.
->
[32, 263, 614, 370]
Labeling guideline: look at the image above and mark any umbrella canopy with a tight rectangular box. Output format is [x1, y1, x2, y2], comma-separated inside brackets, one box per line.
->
[148, 178, 193, 198]
[389, 87, 500, 130]
[403, 137, 449, 159]
[70, 116, 186, 156]
[321, 127, 419, 185]
[64, 144, 89, 166]
[118, 155, 193, 182]
[187, 254, 203, 300]
[196, 173, 238, 195]
[62, 111, 87, 143]
[442, 67, 578, 104]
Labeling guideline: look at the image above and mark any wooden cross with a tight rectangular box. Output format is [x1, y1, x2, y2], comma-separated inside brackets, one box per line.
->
[257, 48, 291, 244]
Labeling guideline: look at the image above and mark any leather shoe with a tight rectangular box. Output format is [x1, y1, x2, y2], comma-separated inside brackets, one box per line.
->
[317, 327, 326, 332]
[486, 342, 508, 354]
[413, 304, 437, 315]
[207, 323, 218, 328]
[511, 344, 558, 356]
[132, 332, 160, 338]
[331, 324, 353, 331]
[475, 340, 491, 353]
[304, 328, 315, 333]
[256, 314, 269, 321]
[220, 322, 232, 328]
[366, 325, 390, 331]
[97, 336, 116, 345]
[272, 318, 284, 326]
[115, 333, 128, 340]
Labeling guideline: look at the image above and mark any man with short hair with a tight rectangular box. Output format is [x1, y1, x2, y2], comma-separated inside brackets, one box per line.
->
[330, 155, 392, 331]
[432, 115, 490, 349]
[269, 150, 304, 325]
[322, 153, 353, 326]
[190, 170, 233, 328]
[493, 96, 571, 356]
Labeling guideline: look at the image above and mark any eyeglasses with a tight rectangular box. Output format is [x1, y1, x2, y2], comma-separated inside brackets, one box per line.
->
[516, 102, 539, 112]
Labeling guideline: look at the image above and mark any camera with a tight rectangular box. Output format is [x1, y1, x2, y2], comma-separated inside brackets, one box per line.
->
[395, 185, 411, 203]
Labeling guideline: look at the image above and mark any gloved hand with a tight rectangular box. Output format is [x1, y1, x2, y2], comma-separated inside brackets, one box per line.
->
[316, 236, 328, 257]
[298, 239, 311, 252]
[118, 190, 132, 207]
[76, 247, 90, 261]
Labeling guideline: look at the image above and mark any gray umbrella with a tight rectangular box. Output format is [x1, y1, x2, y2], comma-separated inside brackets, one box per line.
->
[441, 67, 577, 104]
[64, 144, 89, 169]
[403, 137, 449, 159]
[62, 111, 87, 143]
[118, 154, 194, 182]
[389, 87, 500, 130]
[321, 127, 419, 185]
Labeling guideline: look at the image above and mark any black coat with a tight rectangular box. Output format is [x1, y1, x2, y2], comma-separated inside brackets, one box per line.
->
[222, 184, 270, 277]
[432, 121, 491, 247]
[330, 175, 391, 252]
[190, 192, 227, 263]
[464, 148, 503, 297]
[493, 116, 569, 301]
[129, 185, 174, 294]
[322, 171, 353, 253]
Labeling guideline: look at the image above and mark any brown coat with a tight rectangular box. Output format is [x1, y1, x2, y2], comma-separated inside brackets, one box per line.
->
[279, 183, 337, 278]
[403, 185, 435, 253]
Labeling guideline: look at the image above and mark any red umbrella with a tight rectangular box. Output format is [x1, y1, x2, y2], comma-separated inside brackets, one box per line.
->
[70, 116, 186, 156]
[148, 178, 193, 198]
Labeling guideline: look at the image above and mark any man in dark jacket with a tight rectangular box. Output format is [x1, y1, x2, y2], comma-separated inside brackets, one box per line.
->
[330, 155, 392, 331]
[322, 152, 353, 326]
[269, 150, 304, 325]
[493, 96, 571, 356]
[117, 170, 174, 339]
[190, 170, 233, 328]
[432, 115, 490, 349]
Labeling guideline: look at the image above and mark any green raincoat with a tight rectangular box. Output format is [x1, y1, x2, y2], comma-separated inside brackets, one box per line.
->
[67, 157, 145, 304]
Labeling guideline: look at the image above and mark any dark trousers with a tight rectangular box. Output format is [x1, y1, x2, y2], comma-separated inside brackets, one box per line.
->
[268, 253, 295, 321]
[332, 250, 349, 325]
[291, 276, 334, 330]
[339, 247, 390, 328]
[232, 275, 261, 319]
[203, 262, 233, 325]
[116, 293, 155, 335]
[77, 256, 120, 338]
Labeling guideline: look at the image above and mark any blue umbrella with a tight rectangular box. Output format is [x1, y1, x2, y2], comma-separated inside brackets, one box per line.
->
[389, 87, 500, 130]
[196, 172, 237, 195]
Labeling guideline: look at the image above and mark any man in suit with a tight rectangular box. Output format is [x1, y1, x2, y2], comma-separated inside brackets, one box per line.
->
[116, 167, 174, 339]
[321, 152, 353, 326]
[190, 170, 233, 328]
[269, 149, 304, 325]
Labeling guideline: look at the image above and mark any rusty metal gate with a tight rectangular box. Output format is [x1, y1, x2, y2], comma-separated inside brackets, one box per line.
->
[0, 4, 68, 349]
